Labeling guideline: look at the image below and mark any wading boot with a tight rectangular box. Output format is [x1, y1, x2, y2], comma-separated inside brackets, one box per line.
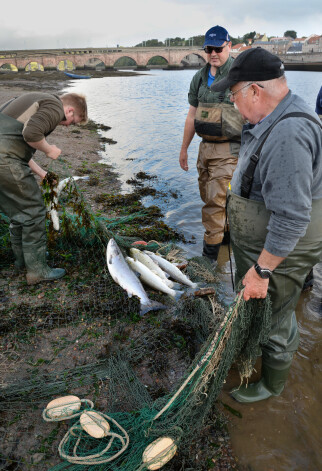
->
[9, 225, 25, 273]
[221, 231, 230, 246]
[202, 240, 221, 262]
[230, 363, 291, 403]
[11, 243, 25, 274]
[24, 246, 65, 285]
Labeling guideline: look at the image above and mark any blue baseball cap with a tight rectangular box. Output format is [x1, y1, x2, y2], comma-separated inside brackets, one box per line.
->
[203, 25, 230, 48]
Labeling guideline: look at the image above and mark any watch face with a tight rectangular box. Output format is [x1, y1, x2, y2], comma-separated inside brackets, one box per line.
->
[255, 264, 272, 279]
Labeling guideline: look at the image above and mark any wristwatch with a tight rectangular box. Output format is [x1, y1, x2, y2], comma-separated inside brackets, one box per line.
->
[254, 263, 273, 279]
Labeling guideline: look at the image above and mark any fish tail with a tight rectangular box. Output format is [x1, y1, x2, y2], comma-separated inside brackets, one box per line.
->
[172, 290, 184, 301]
[140, 300, 167, 316]
[189, 282, 198, 289]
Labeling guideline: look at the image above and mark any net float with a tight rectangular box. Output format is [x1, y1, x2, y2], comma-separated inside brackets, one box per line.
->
[132, 240, 148, 246]
[45, 395, 81, 419]
[80, 410, 110, 438]
[142, 436, 177, 470]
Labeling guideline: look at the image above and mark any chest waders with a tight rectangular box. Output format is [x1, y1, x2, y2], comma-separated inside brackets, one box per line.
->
[227, 191, 322, 402]
[226, 111, 322, 402]
[195, 93, 242, 258]
[0, 112, 65, 284]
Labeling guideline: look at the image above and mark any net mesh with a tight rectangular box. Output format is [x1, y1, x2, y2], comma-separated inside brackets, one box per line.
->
[0, 166, 272, 470]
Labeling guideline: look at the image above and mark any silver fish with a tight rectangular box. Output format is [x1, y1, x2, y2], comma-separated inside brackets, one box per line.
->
[106, 239, 166, 316]
[129, 248, 174, 288]
[126, 257, 183, 300]
[144, 251, 197, 288]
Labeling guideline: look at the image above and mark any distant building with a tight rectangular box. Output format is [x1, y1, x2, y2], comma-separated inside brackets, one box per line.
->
[231, 43, 245, 52]
[270, 36, 287, 42]
[252, 40, 292, 54]
[287, 43, 303, 54]
[231, 44, 251, 55]
[254, 33, 268, 42]
[302, 35, 322, 53]
[291, 37, 306, 44]
[240, 46, 252, 52]
[287, 37, 306, 53]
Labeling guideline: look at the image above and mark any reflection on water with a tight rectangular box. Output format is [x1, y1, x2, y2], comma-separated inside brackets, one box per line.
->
[65, 69, 322, 471]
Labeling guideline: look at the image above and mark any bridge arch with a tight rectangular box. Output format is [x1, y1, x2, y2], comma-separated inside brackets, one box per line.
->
[147, 55, 168, 67]
[57, 59, 75, 71]
[113, 56, 137, 68]
[0, 63, 18, 72]
[180, 53, 206, 67]
[25, 61, 44, 71]
[84, 57, 106, 70]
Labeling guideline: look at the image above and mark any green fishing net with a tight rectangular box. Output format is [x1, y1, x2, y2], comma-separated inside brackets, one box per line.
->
[0, 164, 272, 470]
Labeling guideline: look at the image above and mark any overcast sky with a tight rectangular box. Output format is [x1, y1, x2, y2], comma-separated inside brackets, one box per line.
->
[2, 0, 321, 50]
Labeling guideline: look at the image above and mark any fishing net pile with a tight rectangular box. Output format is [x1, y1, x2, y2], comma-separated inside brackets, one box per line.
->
[0, 169, 272, 470]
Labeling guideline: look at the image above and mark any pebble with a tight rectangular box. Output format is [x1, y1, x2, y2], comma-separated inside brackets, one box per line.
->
[32, 453, 45, 464]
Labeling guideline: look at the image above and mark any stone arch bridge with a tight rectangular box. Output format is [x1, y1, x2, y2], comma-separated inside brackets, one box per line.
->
[0, 47, 209, 70]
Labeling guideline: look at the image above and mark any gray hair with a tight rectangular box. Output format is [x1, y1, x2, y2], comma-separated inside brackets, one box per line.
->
[240, 75, 287, 98]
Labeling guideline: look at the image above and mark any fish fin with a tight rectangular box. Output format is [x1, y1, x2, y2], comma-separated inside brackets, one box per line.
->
[140, 300, 167, 316]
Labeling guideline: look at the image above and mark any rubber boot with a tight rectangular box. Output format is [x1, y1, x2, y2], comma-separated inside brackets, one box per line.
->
[11, 243, 25, 273]
[9, 224, 25, 273]
[231, 363, 291, 403]
[202, 241, 221, 262]
[24, 246, 65, 285]
[302, 268, 314, 292]
[221, 231, 230, 246]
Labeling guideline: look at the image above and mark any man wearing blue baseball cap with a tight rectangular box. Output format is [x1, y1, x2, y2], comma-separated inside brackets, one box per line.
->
[179, 25, 244, 262]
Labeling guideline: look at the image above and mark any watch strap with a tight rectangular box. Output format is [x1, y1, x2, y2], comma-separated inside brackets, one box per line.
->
[254, 263, 273, 279]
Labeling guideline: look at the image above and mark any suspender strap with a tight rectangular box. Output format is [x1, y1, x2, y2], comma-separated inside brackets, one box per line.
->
[0, 97, 17, 113]
[240, 112, 322, 199]
[218, 91, 225, 102]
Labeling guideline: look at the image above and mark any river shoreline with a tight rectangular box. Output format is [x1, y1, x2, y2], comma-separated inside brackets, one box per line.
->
[0, 71, 240, 470]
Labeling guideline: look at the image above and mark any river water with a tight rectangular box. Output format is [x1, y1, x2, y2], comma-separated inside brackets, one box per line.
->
[64, 70, 322, 471]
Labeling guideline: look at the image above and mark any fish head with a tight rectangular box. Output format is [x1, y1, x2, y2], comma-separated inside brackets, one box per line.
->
[106, 238, 120, 263]
[125, 256, 134, 266]
[129, 248, 140, 258]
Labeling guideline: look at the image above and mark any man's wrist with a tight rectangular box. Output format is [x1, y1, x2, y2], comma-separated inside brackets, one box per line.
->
[254, 263, 273, 279]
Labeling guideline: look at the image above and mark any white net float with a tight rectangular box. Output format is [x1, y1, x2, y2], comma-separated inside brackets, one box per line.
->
[142, 436, 177, 470]
[44, 395, 81, 419]
[80, 410, 110, 438]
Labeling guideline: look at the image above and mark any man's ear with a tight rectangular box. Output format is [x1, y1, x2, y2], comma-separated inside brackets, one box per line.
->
[64, 105, 74, 117]
[251, 84, 261, 102]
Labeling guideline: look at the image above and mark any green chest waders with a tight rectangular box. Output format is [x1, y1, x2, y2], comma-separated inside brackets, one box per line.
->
[227, 190, 322, 402]
[0, 113, 46, 250]
[0, 113, 65, 283]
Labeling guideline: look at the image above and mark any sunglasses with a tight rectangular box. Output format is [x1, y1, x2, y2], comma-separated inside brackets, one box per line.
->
[204, 44, 228, 54]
